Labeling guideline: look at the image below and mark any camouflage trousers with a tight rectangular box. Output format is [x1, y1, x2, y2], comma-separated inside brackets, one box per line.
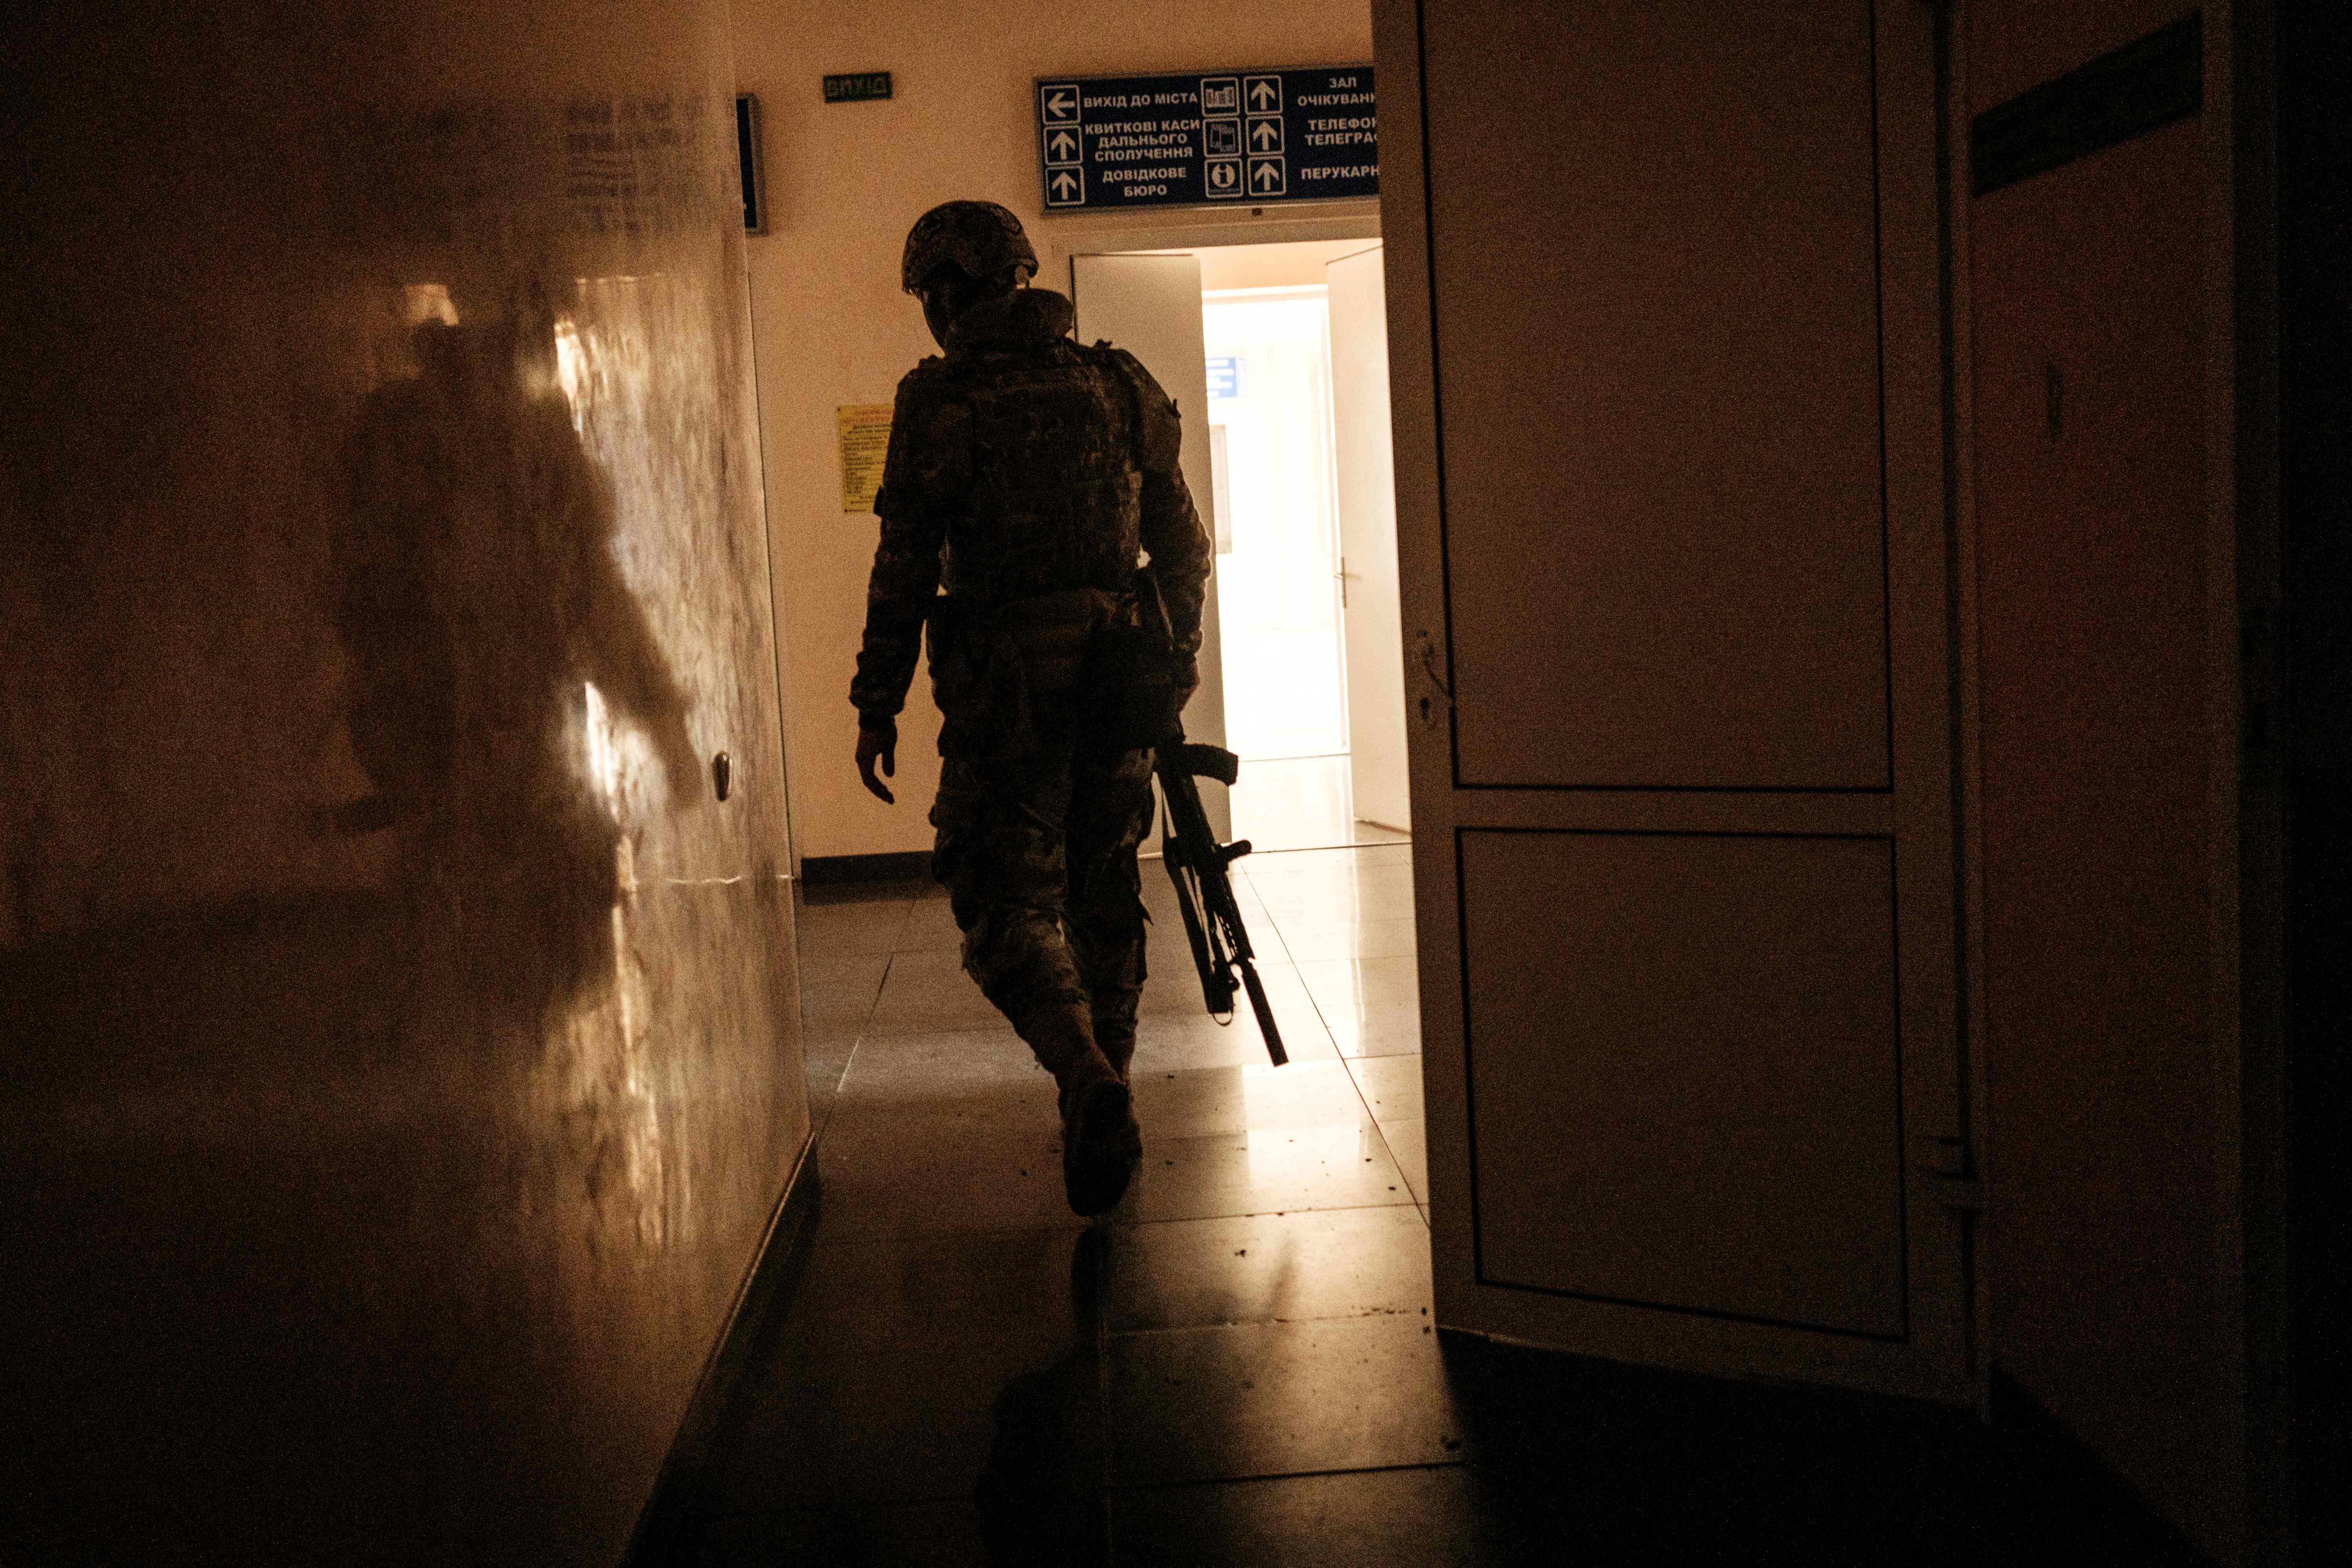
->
[930, 735, 1156, 1078]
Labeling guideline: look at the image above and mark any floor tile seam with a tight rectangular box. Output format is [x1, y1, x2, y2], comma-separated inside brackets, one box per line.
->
[1104, 1307, 1439, 1339]
[1100, 1303, 1435, 1341]
[1315, 991, 1397, 1131]
[1246, 886, 1418, 907]
[1118, 1127, 1395, 1149]
[1240, 843, 1410, 867]
[1241, 860, 1416, 886]
[1100, 1205, 1428, 1234]
[1102, 1457, 1471, 1495]
[838, 1023, 1035, 1047]
[1357, 1116, 1424, 1205]
[815, 1109, 1058, 1138]
[822, 1197, 1418, 1243]
[791, 1220, 1085, 1260]
[860, 951, 894, 1020]
[800, 1222, 1101, 1241]
[1110, 1197, 1424, 1227]
[806, 1034, 867, 1148]
[1236, 880, 1308, 970]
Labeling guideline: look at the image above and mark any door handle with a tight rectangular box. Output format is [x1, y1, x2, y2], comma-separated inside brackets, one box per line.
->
[1413, 630, 1450, 730]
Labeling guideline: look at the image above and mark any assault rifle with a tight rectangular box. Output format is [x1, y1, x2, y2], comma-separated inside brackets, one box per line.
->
[1154, 735, 1287, 1066]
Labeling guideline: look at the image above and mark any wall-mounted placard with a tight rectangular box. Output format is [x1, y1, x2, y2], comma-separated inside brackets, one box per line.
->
[1035, 66, 1374, 212]
[837, 403, 893, 512]
[824, 72, 893, 104]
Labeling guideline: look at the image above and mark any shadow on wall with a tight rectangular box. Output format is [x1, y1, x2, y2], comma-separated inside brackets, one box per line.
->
[0, 290, 716, 1561]
[0, 2, 800, 1556]
[333, 304, 700, 1022]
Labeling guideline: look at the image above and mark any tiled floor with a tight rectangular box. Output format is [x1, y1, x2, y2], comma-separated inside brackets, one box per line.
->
[669, 844, 2214, 1566]
[1227, 753, 1412, 855]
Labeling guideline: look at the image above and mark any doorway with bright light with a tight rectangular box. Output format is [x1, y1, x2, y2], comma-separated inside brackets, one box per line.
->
[1185, 238, 1410, 853]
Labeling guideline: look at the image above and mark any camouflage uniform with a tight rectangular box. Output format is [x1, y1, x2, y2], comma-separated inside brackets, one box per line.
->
[851, 286, 1212, 1080]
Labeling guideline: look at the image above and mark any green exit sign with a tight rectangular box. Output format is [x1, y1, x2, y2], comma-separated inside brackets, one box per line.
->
[823, 72, 892, 103]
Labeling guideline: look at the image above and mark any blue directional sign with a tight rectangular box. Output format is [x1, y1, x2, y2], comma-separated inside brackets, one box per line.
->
[1034, 66, 1376, 212]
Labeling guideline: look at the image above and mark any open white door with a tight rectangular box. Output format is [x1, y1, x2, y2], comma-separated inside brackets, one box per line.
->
[1376, 0, 1971, 1402]
[1326, 243, 1409, 833]
[1069, 252, 1230, 840]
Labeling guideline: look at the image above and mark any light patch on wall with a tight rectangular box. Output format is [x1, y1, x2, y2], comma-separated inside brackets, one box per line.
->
[581, 680, 669, 821]
[402, 282, 459, 326]
[553, 316, 590, 429]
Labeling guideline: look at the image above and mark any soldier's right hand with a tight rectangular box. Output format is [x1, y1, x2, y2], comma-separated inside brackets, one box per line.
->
[856, 724, 898, 805]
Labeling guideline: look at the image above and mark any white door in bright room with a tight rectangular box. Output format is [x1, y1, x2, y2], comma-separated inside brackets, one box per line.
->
[1325, 242, 1409, 834]
[1072, 237, 1409, 855]
[1196, 243, 1409, 853]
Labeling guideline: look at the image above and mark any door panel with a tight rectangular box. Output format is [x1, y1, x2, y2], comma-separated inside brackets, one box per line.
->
[1069, 252, 1230, 838]
[1327, 243, 1410, 831]
[1378, 0, 1966, 1400]
[1424, 1, 1891, 791]
[1463, 829, 1905, 1339]
[1973, 116, 2218, 1535]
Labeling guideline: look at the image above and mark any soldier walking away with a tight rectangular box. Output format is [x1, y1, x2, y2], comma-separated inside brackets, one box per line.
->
[850, 200, 1214, 1217]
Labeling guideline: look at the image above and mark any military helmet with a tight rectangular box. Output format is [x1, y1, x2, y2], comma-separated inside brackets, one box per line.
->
[901, 200, 1038, 294]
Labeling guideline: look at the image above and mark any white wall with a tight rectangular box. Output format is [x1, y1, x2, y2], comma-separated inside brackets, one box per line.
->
[730, 0, 1376, 860]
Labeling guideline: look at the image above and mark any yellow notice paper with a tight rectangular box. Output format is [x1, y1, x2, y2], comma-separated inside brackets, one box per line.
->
[836, 403, 894, 513]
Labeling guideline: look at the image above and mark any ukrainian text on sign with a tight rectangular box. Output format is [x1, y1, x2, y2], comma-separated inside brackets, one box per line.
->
[1034, 66, 1376, 212]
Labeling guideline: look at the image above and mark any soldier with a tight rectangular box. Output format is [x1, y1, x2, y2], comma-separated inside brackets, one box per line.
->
[851, 200, 1214, 1217]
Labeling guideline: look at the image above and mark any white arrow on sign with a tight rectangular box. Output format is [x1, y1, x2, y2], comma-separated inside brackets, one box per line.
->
[1051, 169, 1080, 198]
[1248, 79, 1279, 109]
[1251, 160, 1281, 190]
[1249, 120, 1279, 150]
[1049, 129, 1078, 159]
[1045, 90, 1076, 117]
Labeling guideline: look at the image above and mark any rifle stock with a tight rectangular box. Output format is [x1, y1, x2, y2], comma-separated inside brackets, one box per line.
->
[1153, 735, 1287, 1067]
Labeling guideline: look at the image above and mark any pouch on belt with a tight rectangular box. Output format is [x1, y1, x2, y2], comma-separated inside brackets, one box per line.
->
[926, 596, 1034, 760]
[1078, 571, 1190, 752]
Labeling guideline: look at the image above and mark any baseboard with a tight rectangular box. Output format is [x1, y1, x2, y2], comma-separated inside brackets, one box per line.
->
[623, 1134, 822, 1566]
[800, 850, 931, 888]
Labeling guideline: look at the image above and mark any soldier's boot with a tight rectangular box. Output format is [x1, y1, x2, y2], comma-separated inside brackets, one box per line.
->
[1012, 1005, 1140, 1218]
[965, 907, 1140, 1214]
[1062, 1067, 1140, 1218]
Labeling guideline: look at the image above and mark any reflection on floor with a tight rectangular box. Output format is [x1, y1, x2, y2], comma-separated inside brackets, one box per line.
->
[663, 846, 2212, 1566]
[1227, 753, 1410, 855]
